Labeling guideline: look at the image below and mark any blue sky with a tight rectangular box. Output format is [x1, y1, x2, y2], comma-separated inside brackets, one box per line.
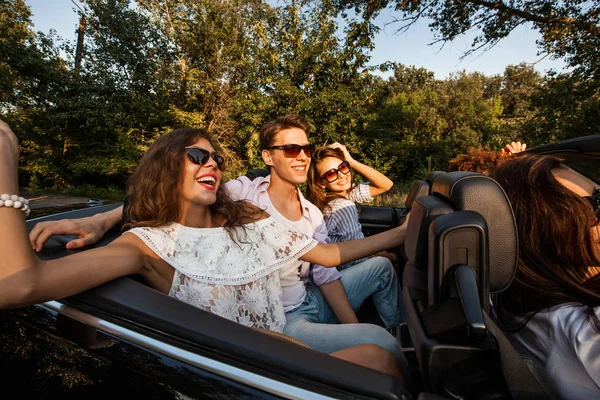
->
[26, 0, 568, 79]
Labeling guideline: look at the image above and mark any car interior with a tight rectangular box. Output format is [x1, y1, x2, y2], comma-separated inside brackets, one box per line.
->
[28, 134, 600, 399]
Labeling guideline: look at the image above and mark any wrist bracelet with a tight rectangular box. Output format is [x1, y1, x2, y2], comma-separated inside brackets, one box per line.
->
[0, 194, 30, 216]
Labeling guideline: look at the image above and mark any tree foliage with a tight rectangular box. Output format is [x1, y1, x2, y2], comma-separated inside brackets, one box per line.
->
[1, 0, 599, 194]
[333, 0, 600, 81]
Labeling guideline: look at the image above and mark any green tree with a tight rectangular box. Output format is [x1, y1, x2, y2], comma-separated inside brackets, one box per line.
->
[523, 74, 600, 144]
[0, 0, 79, 187]
[360, 65, 505, 182]
[492, 63, 542, 142]
[231, 0, 381, 168]
[333, 0, 600, 81]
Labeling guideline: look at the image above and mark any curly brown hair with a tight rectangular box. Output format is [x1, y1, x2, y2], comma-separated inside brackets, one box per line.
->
[489, 154, 600, 332]
[306, 147, 351, 212]
[123, 128, 261, 231]
[448, 147, 512, 174]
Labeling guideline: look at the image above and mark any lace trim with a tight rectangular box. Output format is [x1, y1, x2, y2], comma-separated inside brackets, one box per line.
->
[125, 217, 318, 285]
[169, 270, 287, 332]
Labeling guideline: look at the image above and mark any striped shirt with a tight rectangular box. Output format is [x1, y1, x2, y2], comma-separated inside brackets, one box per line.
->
[323, 183, 373, 270]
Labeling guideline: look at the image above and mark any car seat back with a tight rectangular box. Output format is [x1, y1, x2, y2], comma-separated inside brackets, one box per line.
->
[429, 172, 518, 293]
[402, 171, 519, 396]
[405, 180, 430, 209]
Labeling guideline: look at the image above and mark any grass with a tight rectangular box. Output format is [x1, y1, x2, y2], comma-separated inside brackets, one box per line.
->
[370, 182, 412, 208]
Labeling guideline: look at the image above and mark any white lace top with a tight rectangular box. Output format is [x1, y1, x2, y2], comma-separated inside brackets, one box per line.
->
[126, 217, 318, 332]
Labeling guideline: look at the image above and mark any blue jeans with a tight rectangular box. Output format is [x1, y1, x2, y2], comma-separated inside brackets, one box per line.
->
[283, 257, 406, 366]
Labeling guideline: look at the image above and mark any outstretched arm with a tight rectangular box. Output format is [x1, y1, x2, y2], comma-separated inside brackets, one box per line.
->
[2, 237, 148, 309]
[0, 120, 147, 309]
[302, 217, 408, 267]
[329, 142, 393, 197]
[29, 204, 124, 251]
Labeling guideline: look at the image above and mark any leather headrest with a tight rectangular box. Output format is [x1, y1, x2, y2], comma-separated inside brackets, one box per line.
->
[426, 171, 446, 183]
[430, 172, 518, 292]
[405, 180, 430, 209]
[405, 196, 454, 271]
[246, 169, 270, 181]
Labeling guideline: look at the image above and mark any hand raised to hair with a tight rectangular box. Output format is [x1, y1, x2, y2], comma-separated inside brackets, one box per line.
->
[502, 141, 527, 155]
[328, 142, 355, 164]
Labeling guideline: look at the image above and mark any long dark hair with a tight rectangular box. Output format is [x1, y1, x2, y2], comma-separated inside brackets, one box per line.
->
[123, 128, 260, 231]
[489, 154, 600, 332]
[306, 147, 352, 211]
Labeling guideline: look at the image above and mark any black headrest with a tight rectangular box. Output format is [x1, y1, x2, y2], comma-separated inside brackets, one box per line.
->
[246, 169, 270, 180]
[405, 196, 454, 270]
[405, 180, 431, 209]
[430, 172, 518, 292]
[426, 171, 446, 183]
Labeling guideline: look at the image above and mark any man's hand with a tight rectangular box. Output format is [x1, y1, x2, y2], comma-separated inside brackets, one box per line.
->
[29, 216, 108, 252]
[502, 141, 527, 155]
[372, 251, 397, 262]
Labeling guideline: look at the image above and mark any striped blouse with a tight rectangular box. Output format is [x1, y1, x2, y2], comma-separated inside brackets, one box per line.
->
[322, 183, 373, 270]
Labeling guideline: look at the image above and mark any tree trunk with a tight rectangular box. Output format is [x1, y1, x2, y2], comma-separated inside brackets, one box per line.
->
[74, 16, 86, 73]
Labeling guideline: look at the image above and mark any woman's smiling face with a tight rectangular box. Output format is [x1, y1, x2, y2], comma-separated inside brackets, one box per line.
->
[180, 137, 223, 208]
[317, 156, 352, 193]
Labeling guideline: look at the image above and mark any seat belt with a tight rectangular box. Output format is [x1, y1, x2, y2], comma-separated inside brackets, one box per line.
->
[482, 311, 556, 400]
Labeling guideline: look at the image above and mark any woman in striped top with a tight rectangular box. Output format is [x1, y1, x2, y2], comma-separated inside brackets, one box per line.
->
[307, 143, 397, 270]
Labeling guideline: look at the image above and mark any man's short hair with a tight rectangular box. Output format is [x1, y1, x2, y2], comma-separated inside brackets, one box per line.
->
[259, 114, 310, 150]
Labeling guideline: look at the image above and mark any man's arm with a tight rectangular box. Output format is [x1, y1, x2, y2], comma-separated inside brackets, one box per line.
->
[303, 221, 408, 267]
[29, 206, 123, 251]
[28, 175, 257, 252]
[223, 176, 250, 201]
[319, 279, 359, 324]
[311, 220, 359, 324]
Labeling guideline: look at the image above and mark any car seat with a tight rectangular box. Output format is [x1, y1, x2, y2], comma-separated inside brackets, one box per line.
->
[245, 168, 270, 180]
[402, 171, 553, 399]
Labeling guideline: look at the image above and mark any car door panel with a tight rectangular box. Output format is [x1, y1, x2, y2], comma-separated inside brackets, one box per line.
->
[358, 206, 407, 237]
[0, 307, 278, 399]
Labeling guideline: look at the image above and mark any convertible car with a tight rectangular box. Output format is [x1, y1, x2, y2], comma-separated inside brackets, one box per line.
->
[1, 134, 598, 399]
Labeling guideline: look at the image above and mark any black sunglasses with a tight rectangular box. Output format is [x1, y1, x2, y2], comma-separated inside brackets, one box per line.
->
[185, 146, 225, 170]
[267, 144, 315, 158]
[319, 161, 351, 183]
[584, 188, 600, 226]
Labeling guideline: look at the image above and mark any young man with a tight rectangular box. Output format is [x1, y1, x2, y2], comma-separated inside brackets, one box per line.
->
[29, 115, 407, 368]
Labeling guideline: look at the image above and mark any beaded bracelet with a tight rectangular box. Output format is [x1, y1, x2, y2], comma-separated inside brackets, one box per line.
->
[0, 194, 30, 216]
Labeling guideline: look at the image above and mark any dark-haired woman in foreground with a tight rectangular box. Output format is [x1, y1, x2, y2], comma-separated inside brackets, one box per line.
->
[489, 154, 600, 399]
[0, 119, 409, 381]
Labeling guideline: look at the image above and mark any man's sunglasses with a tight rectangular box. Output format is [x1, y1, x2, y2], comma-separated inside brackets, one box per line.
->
[319, 161, 351, 183]
[267, 144, 315, 158]
[584, 188, 600, 226]
[185, 146, 225, 170]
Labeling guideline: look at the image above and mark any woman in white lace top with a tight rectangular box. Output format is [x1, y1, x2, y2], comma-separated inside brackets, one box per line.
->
[0, 120, 409, 379]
